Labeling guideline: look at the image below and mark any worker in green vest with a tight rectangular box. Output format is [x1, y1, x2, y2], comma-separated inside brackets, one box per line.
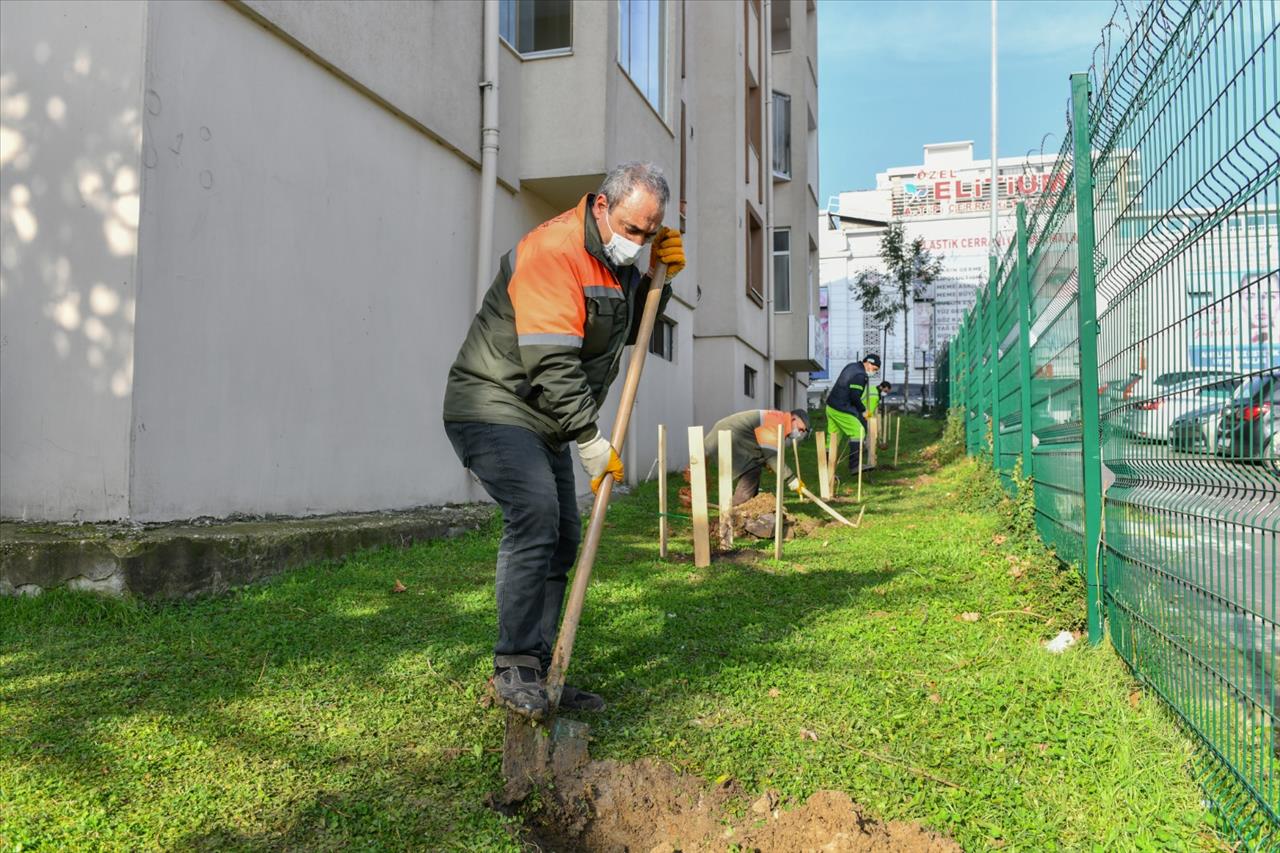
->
[825, 354, 881, 473]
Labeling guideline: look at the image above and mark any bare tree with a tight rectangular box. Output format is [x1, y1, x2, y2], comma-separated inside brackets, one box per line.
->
[852, 220, 943, 408]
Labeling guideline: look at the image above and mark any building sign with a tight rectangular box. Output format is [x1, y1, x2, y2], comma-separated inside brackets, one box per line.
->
[891, 169, 1067, 218]
[1189, 272, 1279, 371]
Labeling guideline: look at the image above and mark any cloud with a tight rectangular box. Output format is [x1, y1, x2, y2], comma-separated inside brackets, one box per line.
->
[818, 0, 1118, 64]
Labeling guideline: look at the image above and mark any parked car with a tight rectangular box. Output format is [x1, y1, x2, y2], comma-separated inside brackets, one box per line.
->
[1170, 400, 1228, 453]
[1169, 376, 1262, 453]
[1216, 370, 1280, 474]
[1113, 368, 1238, 441]
[1126, 373, 1242, 442]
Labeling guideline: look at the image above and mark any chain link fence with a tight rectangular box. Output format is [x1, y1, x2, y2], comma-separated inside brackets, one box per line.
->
[949, 0, 1277, 846]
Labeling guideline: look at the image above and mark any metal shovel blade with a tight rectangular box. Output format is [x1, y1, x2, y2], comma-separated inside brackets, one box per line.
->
[499, 711, 591, 802]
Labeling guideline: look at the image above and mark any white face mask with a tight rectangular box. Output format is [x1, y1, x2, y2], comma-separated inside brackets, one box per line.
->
[600, 210, 645, 266]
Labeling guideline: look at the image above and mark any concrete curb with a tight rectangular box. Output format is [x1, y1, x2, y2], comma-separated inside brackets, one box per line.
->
[0, 505, 495, 599]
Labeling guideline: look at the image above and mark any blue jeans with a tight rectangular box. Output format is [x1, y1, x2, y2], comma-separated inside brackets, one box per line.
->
[444, 421, 581, 672]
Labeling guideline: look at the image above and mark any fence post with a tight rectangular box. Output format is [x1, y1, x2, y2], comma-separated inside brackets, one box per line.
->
[1015, 202, 1034, 479]
[987, 260, 1001, 467]
[1070, 72, 1104, 646]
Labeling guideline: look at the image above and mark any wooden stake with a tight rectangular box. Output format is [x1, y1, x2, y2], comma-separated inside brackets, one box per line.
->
[894, 416, 902, 467]
[827, 432, 840, 495]
[658, 424, 668, 559]
[854, 505, 866, 527]
[688, 425, 711, 567]
[857, 444, 864, 503]
[867, 416, 879, 468]
[718, 429, 733, 550]
[799, 486, 856, 527]
[773, 424, 784, 560]
[791, 432, 803, 500]
[816, 431, 831, 500]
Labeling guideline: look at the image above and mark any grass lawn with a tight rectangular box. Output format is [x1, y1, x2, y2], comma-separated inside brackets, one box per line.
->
[1, 416, 1223, 851]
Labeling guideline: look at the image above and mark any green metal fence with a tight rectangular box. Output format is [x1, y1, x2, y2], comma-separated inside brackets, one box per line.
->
[949, 0, 1278, 846]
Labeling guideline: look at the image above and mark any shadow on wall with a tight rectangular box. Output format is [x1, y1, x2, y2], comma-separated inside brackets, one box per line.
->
[0, 2, 143, 519]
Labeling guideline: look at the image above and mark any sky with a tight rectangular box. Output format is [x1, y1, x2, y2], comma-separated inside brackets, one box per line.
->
[817, 0, 1118, 203]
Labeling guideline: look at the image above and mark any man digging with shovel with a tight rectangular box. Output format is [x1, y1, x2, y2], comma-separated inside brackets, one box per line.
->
[694, 409, 811, 505]
[443, 162, 685, 722]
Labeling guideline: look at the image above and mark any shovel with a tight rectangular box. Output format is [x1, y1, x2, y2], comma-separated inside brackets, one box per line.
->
[500, 261, 668, 801]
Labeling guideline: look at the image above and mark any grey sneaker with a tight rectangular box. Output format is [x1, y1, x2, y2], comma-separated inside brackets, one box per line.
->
[489, 662, 548, 720]
[559, 684, 606, 712]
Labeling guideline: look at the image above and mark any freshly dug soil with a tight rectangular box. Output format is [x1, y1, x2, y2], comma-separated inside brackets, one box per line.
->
[520, 756, 960, 852]
[674, 491, 799, 541]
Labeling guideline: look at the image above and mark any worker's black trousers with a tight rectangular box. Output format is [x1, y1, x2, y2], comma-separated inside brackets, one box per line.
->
[444, 421, 580, 673]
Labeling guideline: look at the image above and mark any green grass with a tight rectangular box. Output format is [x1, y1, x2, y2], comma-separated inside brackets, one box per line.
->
[0, 417, 1224, 851]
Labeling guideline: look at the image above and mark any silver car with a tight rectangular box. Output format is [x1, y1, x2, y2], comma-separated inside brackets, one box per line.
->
[1121, 370, 1240, 442]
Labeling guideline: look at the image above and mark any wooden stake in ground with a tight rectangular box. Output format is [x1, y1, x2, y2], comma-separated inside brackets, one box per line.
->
[773, 423, 784, 560]
[791, 433, 803, 500]
[816, 431, 831, 500]
[894, 416, 902, 467]
[827, 433, 840, 496]
[717, 429, 733, 550]
[688, 425, 711, 567]
[867, 416, 879, 468]
[857, 444, 864, 503]
[657, 424, 668, 559]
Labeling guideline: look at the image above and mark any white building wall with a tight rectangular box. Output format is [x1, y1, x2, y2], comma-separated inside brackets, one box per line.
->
[0, 0, 145, 520]
[127, 0, 562, 520]
[2, 0, 817, 522]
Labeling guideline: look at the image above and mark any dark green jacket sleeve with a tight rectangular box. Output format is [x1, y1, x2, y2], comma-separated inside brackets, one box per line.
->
[626, 272, 673, 346]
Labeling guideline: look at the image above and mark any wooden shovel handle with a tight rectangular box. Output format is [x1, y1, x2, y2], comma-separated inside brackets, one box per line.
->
[544, 263, 668, 709]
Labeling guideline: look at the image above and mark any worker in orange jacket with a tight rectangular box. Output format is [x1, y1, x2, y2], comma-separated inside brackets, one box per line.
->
[444, 162, 686, 720]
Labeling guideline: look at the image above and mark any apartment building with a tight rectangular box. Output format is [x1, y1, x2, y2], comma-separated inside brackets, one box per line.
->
[0, 0, 821, 522]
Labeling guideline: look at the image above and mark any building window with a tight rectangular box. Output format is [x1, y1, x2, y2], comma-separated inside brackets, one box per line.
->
[775, 383, 784, 409]
[773, 228, 791, 312]
[746, 205, 764, 305]
[771, 0, 791, 52]
[619, 0, 664, 113]
[772, 92, 791, 179]
[500, 0, 572, 56]
[744, 365, 758, 399]
[648, 316, 675, 361]
[744, 0, 762, 191]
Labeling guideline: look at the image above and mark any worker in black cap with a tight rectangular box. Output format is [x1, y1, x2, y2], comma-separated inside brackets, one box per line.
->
[825, 354, 881, 473]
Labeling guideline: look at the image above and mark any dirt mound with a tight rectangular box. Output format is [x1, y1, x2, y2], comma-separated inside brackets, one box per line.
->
[522, 757, 959, 852]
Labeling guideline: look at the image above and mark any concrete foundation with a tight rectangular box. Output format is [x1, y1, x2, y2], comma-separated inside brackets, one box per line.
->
[0, 505, 493, 599]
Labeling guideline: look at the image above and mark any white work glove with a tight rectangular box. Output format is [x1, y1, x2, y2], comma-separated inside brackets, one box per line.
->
[577, 432, 624, 494]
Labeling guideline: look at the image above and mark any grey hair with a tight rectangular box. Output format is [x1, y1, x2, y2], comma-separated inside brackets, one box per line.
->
[597, 161, 670, 211]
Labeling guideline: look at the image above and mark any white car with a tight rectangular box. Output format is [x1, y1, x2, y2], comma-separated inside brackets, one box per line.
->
[1117, 369, 1239, 442]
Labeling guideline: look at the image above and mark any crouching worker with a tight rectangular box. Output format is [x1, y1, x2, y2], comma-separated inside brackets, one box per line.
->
[442, 162, 686, 720]
[699, 409, 811, 505]
[826, 354, 881, 474]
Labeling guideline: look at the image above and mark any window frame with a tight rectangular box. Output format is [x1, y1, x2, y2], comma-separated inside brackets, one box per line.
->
[499, 0, 574, 58]
[746, 204, 765, 306]
[744, 364, 758, 399]
[770, 0, 792, 52]
[648, 315, 676, 361]
[618, 0, 666, 116]
[772, 91, 792, 179]
[772, 227, 791, 313]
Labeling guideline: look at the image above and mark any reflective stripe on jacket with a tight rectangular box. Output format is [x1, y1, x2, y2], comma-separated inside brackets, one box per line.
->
[444, 194, 671, 446]
[827, 362, 871, 420]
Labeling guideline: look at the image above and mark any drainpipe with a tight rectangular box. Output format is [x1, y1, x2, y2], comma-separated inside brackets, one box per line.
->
[475, 0, 501, 310]
[763, 0, 776, 409]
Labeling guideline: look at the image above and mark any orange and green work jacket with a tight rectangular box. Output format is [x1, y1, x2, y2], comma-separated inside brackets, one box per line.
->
[444, 194, 671, 447]
[703, 409, 797, 481]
